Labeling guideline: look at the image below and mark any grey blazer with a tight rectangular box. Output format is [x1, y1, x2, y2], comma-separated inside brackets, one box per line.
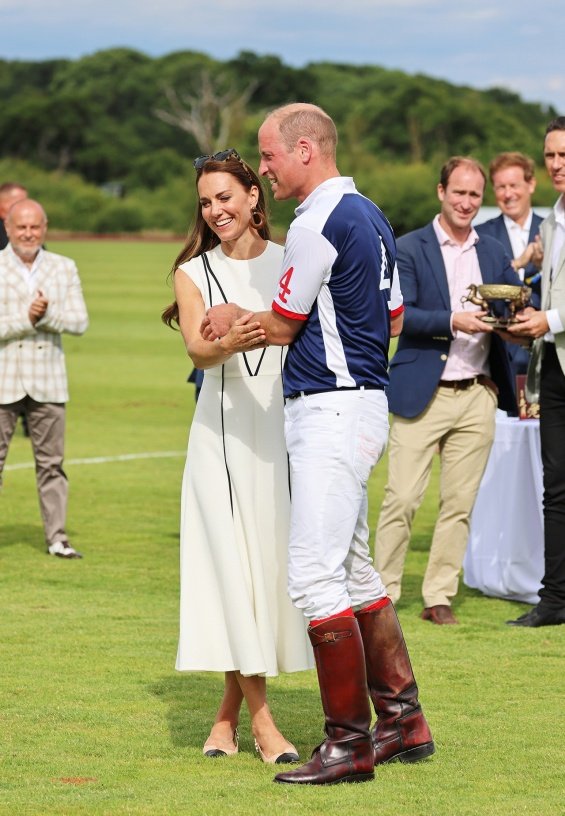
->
[527, 205, 565, 401]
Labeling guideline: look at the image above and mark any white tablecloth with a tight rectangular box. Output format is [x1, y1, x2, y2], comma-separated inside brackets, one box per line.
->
[463, 413, 544, 604]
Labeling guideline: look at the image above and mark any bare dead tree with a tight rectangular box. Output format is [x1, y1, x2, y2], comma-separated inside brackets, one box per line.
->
[154, 71, 258, 154]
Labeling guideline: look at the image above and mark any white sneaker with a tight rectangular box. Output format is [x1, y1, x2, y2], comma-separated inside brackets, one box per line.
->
[47, 541, 83, 559]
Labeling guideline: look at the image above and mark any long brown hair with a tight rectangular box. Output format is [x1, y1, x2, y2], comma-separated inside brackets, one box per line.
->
[162, 157, 271, 328]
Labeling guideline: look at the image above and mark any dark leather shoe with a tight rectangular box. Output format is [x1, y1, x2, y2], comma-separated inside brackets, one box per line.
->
[421, 605, 458, 625]
[274, 615, 374, 785]
[356, 602, 434, 767]
[274, 738, 374, 785]
[373, 705, 435, 765]
[506, 606, 565, 627]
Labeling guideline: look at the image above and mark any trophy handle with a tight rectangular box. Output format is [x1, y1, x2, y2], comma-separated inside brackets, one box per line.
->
[461, 283, 487, 309]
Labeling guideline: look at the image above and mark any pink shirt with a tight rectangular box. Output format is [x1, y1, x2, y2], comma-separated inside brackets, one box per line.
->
[432, 215, 491, 380]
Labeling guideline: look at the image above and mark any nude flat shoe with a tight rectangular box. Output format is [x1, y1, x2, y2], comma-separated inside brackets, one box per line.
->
[254, 738, 299, 765]
[203, 728, 239, 758]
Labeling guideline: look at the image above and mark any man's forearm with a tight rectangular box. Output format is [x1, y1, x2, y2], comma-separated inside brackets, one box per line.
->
[203, 304, 301, 346]
[254, 310, 300, 346]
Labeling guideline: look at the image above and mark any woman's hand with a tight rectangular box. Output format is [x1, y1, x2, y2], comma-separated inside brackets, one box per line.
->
[218, 312, 266, 354]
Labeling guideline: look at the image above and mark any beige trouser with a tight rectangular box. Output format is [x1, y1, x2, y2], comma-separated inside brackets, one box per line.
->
[375, 383, 497, 607]
[0, 396, 68, 547]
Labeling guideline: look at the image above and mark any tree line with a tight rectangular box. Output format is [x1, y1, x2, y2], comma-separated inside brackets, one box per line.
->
[0, 48, 558, 236]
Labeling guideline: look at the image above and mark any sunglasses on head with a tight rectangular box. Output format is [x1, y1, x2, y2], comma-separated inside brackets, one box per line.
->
[193, 149, 242, 170]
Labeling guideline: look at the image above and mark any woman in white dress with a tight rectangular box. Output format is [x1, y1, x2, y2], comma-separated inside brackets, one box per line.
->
[162, 150, 313, 764]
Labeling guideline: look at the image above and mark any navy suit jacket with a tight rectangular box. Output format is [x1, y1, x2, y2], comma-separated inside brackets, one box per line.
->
[475, 212, 543, 304]
[475, 212, 543, 387]
[387, 222, 521, 418]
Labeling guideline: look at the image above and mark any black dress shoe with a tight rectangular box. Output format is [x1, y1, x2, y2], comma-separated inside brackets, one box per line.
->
[506, 605, 565, 627]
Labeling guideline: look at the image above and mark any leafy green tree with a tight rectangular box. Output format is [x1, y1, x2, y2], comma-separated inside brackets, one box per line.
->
[0, 49, 558, 234]
[228, 51, 316, 107]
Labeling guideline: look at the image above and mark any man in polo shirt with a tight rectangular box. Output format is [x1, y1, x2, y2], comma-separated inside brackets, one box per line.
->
[202, 103, 434, 785]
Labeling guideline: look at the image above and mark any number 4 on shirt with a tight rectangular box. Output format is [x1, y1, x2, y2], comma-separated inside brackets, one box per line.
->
[278, 267, 294, 303]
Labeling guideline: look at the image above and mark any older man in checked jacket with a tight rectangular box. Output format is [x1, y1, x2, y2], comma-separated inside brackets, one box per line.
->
[0, 199, 88, 558]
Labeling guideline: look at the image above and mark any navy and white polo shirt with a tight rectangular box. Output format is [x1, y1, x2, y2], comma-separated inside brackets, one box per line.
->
[272, 177, 403, 397]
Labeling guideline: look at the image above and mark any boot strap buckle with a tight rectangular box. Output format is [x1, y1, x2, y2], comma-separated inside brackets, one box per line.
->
[310, 630, 352, 646]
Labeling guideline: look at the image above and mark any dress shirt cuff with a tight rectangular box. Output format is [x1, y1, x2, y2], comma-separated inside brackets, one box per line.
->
[546, 308, 564, 335]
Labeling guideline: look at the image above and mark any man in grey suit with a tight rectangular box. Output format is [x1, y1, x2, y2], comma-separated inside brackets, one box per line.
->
[507, 117, 565, 627]
[476, 153, 544, 402]
[0, 199, 88, 558]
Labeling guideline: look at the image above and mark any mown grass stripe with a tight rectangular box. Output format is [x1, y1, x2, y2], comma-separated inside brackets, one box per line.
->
[5, 450, 185, 471]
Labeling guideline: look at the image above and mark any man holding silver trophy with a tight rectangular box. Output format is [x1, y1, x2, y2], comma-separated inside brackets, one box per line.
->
[375, 156, 525, 625]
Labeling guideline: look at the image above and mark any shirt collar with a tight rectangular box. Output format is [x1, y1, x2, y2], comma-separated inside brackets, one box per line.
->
[6, 243, 44, 272]
[295, 176, 355, 216]
[433, 214, 478, 250]
[503, 210, 532, 233]
[554, 195, 565, 227]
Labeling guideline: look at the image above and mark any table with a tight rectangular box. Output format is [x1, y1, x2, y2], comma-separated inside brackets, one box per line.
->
[463, 413, 544, 604]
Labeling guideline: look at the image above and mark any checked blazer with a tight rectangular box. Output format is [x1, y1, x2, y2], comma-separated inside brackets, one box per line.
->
[0, 246, 88, 404]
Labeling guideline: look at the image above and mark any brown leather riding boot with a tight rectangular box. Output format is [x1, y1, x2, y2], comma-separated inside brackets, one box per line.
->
[356, 600, 435, 765]
[275, 614, 375, 785]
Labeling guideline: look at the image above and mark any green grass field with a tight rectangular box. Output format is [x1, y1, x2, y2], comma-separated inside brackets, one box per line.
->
[1, 241, 563, 816]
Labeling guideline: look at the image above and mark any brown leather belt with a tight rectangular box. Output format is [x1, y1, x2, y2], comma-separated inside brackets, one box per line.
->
[438, 375, 498, 394]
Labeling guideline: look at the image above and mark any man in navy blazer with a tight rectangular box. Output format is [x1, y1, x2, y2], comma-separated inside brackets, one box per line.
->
[375, 156, 521, 624]
[475, 152, 543, 396]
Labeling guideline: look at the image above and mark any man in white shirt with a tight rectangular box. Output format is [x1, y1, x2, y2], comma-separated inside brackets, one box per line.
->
[0, 199, 88, 559]
[507, 117, 565, 627]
